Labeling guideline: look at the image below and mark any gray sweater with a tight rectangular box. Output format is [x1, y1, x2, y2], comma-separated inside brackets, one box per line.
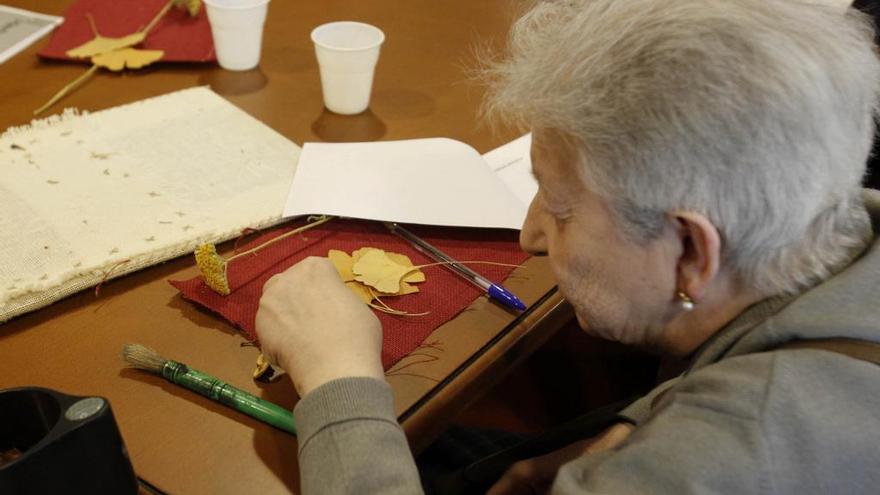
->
[294, 190, 880, 494]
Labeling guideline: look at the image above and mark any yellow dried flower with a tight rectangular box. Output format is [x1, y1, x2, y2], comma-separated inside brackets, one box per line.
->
[195, 243, 230, 295]
[174, 0, 202, 16]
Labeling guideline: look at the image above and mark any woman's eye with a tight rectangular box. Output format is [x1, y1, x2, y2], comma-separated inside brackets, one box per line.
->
[546, 205, 571, 224]
[553, 212, 571, 226]
[537, 189, 571, 222]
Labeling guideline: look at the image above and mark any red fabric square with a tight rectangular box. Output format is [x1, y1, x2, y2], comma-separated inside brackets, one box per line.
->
[39, 0, 215, 63]
[170, 220, 530, 370]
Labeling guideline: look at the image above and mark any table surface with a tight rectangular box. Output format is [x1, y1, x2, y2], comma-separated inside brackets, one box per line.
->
[0, 1, 571, 493]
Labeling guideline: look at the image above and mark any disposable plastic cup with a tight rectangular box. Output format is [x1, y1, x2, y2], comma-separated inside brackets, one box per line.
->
[204, 0, 270, 71]
[311, 22, 385, 115]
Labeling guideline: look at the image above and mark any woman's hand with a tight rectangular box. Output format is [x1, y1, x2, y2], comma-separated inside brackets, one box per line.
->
[487, 422, 635, 495]
[255, 256, 385, 397]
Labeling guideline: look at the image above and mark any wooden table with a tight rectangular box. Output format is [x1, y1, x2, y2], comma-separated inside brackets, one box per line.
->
[0, 1, 571, 493]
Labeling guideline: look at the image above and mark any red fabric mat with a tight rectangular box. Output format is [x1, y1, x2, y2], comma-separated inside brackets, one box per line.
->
[39, 0, 215, 63]
[170, 220, 529, 370]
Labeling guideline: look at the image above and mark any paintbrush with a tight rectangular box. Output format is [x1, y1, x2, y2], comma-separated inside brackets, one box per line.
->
[122, 343, 296, 435]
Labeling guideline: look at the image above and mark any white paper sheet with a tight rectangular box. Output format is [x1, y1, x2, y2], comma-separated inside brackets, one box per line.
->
[483, 133, 537, 207]
[282, 137, 530, 230]
[0, 5, 63, 65]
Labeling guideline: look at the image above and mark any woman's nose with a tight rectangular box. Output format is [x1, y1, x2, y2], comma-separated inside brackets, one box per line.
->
[520, 199, 548, 256]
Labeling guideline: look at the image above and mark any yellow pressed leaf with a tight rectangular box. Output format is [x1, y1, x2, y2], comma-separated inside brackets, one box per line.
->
[67, 32, 146, 58]
[338, 246, 428, 316]
[350, 247, 375, 265]
[349, 247, 424, 292]
[92, 48, 164, 71]
[385, 252, 425, 283]
[345, 281, 375, 304]
[352, 249, 413, 294]
[397, 281, 419, 295]
[327, 249, 354, 282]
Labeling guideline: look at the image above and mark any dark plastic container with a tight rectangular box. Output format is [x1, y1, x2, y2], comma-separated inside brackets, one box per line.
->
[0, 387, 137, 494]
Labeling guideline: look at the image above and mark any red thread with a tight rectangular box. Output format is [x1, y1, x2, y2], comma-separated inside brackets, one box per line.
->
[384, 372, 440, 382]
[94, 259, 131, 297]
[416, 341, 444, 352]
[387, 353, 439, 371]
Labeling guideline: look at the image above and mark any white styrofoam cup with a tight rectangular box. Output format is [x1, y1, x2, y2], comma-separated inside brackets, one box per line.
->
[311, 22, 385, 115]
[204, 0, 270, 71]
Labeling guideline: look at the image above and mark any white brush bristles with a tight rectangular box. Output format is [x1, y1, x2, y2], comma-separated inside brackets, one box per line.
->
[122, 343, 167, 373]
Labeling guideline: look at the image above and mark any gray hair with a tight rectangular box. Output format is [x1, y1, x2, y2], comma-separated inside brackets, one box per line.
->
[482, 0, 880, 295]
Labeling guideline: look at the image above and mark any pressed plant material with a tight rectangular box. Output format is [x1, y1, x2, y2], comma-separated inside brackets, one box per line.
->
[66, 31, 146, 58]
[91, 47, 165, 70]
[35, 0, 202, 115]
[170, 220, 531, 370]
[196, 216, 333, 296]
[328, 247, 427, 315]
[252, 353, 285, 382]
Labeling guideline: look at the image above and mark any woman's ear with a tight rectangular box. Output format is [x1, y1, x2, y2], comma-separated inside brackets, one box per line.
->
[671, 211, 722, 301]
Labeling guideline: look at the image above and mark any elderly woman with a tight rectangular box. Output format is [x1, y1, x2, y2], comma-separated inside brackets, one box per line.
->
[256, 0, 880, 493]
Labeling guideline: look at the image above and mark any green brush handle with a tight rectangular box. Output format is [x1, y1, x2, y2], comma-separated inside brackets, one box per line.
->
[161, 360, 296, 435]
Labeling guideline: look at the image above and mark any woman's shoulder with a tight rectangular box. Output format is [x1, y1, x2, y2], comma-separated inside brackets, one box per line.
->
[606, 349, 880, 495]
[656, 346, 880, 420]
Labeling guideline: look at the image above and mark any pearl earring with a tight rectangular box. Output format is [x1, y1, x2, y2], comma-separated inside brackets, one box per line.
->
[677, 291, 694, 311]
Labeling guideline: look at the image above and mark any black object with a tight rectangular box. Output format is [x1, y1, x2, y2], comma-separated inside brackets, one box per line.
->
[0, 387, 138, 495]
[431, 396, 635, 495]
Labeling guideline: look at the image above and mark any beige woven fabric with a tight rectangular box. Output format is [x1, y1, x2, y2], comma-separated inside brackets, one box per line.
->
[0, 87, 300, 322]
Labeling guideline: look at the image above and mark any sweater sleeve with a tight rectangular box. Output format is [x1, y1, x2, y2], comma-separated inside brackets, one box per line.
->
[294, 376, 424, 495]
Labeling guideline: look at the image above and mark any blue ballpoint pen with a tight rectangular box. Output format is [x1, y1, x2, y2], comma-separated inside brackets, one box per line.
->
[385, 222, 526, 311]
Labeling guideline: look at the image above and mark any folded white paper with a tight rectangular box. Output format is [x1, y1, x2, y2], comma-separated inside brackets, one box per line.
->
[282, 136, 536, 230]
[0, 5, 63, 65]
[482, 133, 536, 207]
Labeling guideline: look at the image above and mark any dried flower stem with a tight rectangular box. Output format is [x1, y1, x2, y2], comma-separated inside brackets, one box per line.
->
[367, 287, 430, 316]
[34, 65, 99, 116]
[226, 216, 333, 264]
[34, 0, 179, 116]
[142, 0, 175, 37]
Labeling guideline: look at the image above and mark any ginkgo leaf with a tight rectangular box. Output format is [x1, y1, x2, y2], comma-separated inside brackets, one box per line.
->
[351, 247, 371, 264]
[67, 32, 147, 59]
[330, 247, 425, 303]
[327, 249, 355, 282]
[351, 247, 425, 284]
[353, 249, 417, 294]
[387, 252, 425, 283]
[92, 48, 165, 71]
[397, 280, 419, 295]
[328, 246, 430, 317]
[345, 281, 375, 304]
